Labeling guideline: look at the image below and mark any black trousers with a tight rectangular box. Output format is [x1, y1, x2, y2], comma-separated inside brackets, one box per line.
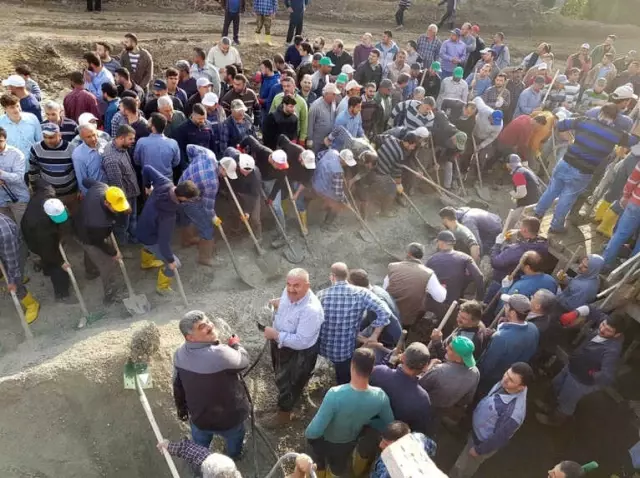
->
[395, 5, 407, 26]
[437, 7, 455, 29]
[42, 261, 70, 299]
[222, 10, 240, 42]
[286, 11, 304, 43]
[87, 0, 102, 11]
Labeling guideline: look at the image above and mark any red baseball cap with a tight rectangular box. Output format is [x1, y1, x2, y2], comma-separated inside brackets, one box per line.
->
[471, 25, 480, 33]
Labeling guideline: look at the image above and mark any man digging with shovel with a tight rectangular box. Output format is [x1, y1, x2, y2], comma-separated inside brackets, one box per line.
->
[136, 165, 200, 295]
[178, 145, 221, 268]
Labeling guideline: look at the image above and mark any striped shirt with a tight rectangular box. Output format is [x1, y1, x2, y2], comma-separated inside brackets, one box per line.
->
[54, 117, 78, 143]
[391, 100, 434, 130]
[29, 140, 77, 196]
[563, 83, 581, 109]
[128, 53, 140, 72]
[376, 134, 406, 179]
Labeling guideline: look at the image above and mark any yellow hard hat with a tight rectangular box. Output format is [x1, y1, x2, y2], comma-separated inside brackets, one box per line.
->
[105, 186, 130, 212]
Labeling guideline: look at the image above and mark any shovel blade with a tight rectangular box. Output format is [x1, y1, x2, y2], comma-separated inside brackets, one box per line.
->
[123, 362, 153, 390]
[357, 228, 374, 243]
[255, 253, 281, 279]
[123, 294, 151, 315]
[284, 245, 305, 264]
[473, 184, 492, 204]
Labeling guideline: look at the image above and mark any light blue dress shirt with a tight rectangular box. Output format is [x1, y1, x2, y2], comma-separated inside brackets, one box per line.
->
[84, 68, 115, 97]
[0, 113, 43, 160]
[133, 133, 180, 180]
[273, 288, 324, 350]
[0, 145, 30, 206]
[72, 138, 107, 195]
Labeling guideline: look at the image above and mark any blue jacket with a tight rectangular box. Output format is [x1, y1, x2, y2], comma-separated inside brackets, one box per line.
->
[478, 322, 539, 383]
[472, 382, 527, 455]
[490, 236, 548, 281]
[136, 165, 179, 263]
[265, 83, 283, 115]
[504, 273, 557, 299]
[174, 119, 220, 168]
[284, 0, 309, 12]
[259, 72, 281, 105]
[558, 254, 604, 311]
[285, 45, 302, 68]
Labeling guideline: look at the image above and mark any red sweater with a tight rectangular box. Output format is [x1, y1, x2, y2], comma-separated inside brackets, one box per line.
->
[497, 115, 534, 157]
[623, 161, 640, 207]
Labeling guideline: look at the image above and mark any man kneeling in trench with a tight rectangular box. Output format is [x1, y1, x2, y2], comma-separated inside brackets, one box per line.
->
[173, 310, 251, 460]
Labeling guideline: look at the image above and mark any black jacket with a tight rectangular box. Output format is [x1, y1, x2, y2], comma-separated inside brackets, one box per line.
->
[73, 179, 117, 256]
[268, 135, 313, 201]
[263, 105, 299, 150]
[21, 179, 64, 266]
[355, 61, 383, 88]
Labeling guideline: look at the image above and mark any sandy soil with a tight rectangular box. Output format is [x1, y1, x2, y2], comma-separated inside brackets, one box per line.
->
[0, 2, 639, 477]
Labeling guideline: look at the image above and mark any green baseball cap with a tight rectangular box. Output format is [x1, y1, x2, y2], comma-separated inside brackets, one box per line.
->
[319, 57, 335, 67]
[336, 73, 348, 84]
[430, 61, 442, 72]
[453, 66, 464, 78]
[451, 335, 476, 368]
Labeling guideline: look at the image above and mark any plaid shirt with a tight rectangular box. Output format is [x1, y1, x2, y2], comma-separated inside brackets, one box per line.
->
[167, 439, 210, 469]
[317, 281, 391, 362]
[101, 140, 141, 199]
[480, 86, 511, 110]
[416, 35, 442, 68]
[180, 145, 219, 217]
[0, 213, 21, 285]
[253, 0, 278, 15]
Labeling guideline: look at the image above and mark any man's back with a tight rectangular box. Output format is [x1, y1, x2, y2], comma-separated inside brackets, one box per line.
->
[478, 322, 539, 381]
[305, 384, 393, 443]
[371, 365, 432, 434]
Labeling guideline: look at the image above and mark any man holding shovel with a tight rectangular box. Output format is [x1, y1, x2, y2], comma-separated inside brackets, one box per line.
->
[136, 165, 200, 295]
[73, 179, 131, 305]
[173, 310, 250, 459]
[311, 148, 357, 230]
[178, 145, 220, 267]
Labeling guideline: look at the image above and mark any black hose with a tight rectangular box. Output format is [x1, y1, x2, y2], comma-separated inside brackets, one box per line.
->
[239, 375, 260, 478]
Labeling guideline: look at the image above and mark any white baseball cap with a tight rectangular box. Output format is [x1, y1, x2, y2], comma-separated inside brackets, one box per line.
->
[2, 75, 26, 87]
[537, 62, 548, 70]
[219, 157, 238, 179]
[323, 83, 340, 95]
[43, 198, 68, 224]
[611, 84, 638, 100]
[301, 150, 316, 169]
[78, 112, 99, 126]
[339, 149, 356, 167]
[196, 77, 213, 88]
[271, 149, 289, 170]
[341, 64, 355, 75]
[345, 80, 362, 92]
[202, 92, 219, 107]
[414, 127, 430, 139]
[581, 43, 590, 49]
[238, 153, 255, 171]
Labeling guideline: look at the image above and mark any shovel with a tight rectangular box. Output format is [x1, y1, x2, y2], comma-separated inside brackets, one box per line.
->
[223, 176, 280, 277]
[173, 267, 189, 308]
[0, 260, 33, 340]
[110, 233, 151, 315]
[284, 176, 314, 256]
[123, 361, 181, 478]
[260, 189, 305, 264]
[58, 243, 105, 328]
[344, 179, 374, 243]
[471, 137, 492, 203]
[213, 217, 257, 288]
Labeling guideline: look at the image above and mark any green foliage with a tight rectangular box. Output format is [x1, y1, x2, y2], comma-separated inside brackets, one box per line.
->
[561, 0, 589, 18]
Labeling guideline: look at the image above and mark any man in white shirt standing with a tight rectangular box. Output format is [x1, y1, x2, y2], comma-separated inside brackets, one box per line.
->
[263, 268, 324, 427]
[206, 37, 243, 70]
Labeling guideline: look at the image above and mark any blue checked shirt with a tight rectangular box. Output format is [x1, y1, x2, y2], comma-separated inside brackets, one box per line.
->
[317, 281, 391, 362]
[416, 34, 442, 68]
[253, 0, 278, 15]
[180, 145, 219, 217]
[0, 213, 21, 286]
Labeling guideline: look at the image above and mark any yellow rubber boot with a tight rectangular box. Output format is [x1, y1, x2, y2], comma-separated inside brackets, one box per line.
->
[597, 207, 619, 238]
[141, 248, 164, 269]
[299, 210, 308, 234]
[265, 34, 273, 46]
[20, 291, 40, 324]
[254, 33, 260, 45]
[594, 200, 611, 223]
[351, 449, 371, 477]
[156, 269, 174, 295]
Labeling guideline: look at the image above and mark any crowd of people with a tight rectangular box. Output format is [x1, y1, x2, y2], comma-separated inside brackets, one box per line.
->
[0, 4, 638, 478]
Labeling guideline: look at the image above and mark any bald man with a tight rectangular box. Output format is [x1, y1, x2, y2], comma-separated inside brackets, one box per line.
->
[263, 268, 325, 427]
[317, 262, 392, 384]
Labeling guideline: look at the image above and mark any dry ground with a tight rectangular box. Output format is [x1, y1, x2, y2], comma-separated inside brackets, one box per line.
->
[0, 1, 639, 477]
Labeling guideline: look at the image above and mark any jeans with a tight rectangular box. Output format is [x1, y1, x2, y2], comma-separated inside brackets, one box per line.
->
[395, 5, 407, 25]
[602, 202, 640, 266]
[190, 421, 246, 458]
[113, 198, 137, 245]
[223, 10, 240, 42]
[333, 358, 352, 385]
[263, 179, 306, 232]
[178, 201, 214, 240]
[552, 366, 600, 416]
[286, 10, 304, 43]
[534, 160, 592, 230]
[86, 0, 102, 10]
[144, 243, 182, 277]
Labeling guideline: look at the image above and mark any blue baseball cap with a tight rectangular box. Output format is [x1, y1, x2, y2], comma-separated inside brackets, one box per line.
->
[492, 110, 504, 123]
[152, 79, 168, 90]
[451, 28, 462, 37]
[41, 122, 60, 136]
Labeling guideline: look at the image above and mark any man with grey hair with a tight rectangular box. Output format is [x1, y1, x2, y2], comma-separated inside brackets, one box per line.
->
[317, 262, 392, 385]
[307, 83, 339, 152]
[157, 95, 187, 139]
[42, 100, 77, 143]
[262, 268, 324, 427]
[173, 310, 250, 459]
[383, 242, 446, 327]
[159, 441, 243, 478]
[370, 342, 433, 434]
[528, 288, 556, 334]
[71, 122, 108, 196]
